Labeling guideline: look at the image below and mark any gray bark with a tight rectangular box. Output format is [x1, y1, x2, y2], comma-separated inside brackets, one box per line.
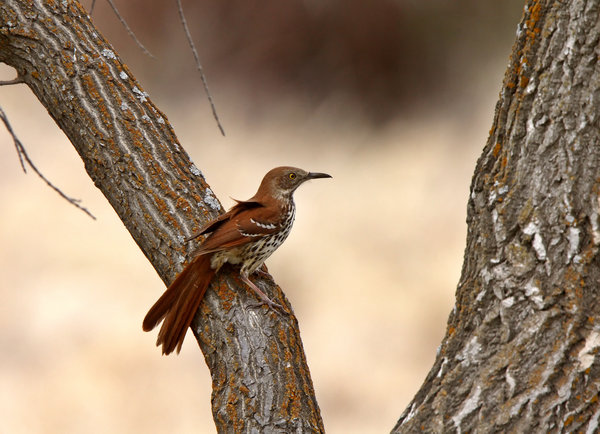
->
[393, 1, 600, 432]
[0, 1, 324, 432]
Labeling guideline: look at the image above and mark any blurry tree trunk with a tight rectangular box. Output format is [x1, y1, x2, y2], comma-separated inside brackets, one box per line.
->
[393, 1, 600, 432]
[0, 1, 324, 432]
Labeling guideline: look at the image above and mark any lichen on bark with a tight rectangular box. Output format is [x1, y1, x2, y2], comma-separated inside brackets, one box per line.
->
[394, 1, 600, 432]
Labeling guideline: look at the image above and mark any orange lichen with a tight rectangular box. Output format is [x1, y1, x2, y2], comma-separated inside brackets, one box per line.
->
[525, 1, 542, 33]
[150, 191, 179, 230]
[504, 0, 542, 92]
[492, 142, 502, 158]
[214, 278, 234, 310]
[97, 60, 110, 76]
[175, 196, 190, 211]
[225, 388, 243, 432]
[81, 74, 111, 127]
[563, 266, 585, 300]
[60, 52, 75, 76]
[282, 371, 302, 419]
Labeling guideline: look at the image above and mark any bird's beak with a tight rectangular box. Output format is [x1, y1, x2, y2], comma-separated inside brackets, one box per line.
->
[306, 172, 332, 180]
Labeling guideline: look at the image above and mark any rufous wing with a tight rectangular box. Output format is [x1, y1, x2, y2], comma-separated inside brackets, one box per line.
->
[195, 204, 282, 254]
[185, 200, 262, 242]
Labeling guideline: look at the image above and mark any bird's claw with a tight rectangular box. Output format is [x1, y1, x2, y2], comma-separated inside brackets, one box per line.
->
[248, 299, 288, 315]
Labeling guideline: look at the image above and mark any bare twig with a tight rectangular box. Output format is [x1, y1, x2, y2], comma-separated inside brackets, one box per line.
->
[0, 77, 24, 86]
[0, 106, 96, 220]
[89, 0, 97, 16]
[105, 0, 154, 58]
[176, 0, 226, 136]
[2, 106, 27, 172]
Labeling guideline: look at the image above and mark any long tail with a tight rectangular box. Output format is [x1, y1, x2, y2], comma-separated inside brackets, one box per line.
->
[142, 255, 216, 355]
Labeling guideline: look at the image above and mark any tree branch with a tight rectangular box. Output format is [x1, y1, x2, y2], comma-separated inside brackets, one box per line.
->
[0, 106, 96, 219]
[0, 76, 24, 85]
[393, 0, 600, 431]
[104, 0, 154, 58]
[0, 1, 323, 431]
[176, 0, 225, 136]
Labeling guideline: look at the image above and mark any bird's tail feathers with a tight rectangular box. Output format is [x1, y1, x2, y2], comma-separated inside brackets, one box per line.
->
[142, 255, 216, 355]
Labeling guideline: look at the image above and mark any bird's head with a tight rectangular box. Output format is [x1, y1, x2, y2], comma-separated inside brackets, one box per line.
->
[256, 166, 332, 200]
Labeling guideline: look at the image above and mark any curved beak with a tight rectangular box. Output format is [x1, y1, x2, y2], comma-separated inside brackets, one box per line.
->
[306, 172, 332, 180]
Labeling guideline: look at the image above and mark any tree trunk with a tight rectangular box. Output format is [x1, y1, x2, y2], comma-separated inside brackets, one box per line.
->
[393, 1, 600, 432]
[0, 1, 324, 432]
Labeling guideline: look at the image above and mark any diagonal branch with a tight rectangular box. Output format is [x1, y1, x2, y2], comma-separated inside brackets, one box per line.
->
[0, 1, 323, 431]
[104, 0, 154, 58]
[0, 106, 96, 219]
[0, 106, 26, 171]
[176, 0, 225, 136]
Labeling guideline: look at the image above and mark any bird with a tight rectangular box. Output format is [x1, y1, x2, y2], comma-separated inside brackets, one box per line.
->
[142, 166, 332, 355]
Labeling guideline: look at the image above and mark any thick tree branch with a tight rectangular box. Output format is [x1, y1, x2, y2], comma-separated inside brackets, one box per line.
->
[393, 0, 600, 432]
[0, 1, 323, 431]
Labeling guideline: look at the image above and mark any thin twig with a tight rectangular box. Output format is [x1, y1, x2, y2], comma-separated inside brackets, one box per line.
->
[105, 0, 154, 59]
[0, 106, 96, 220]
[1, 106, 27, 172]
[0, 77, 25, 86]
[90, 0, 97, 16]
[176, 0, 226, 136]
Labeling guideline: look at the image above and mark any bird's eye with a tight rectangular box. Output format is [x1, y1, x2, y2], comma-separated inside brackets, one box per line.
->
[289, 173, 296, 179]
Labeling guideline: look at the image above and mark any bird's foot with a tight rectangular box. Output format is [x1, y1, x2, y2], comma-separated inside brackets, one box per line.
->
[248, 298, 288, 315]
[253, 265, 271, 279]
[241, 273, 288, 315]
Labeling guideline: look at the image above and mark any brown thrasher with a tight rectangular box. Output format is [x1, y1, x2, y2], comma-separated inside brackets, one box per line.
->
[142, 166, 331, 355]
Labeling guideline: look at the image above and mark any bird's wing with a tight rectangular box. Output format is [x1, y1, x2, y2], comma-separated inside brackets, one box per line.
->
[195, 205, 282, 254]
[185, 199, 262, 242]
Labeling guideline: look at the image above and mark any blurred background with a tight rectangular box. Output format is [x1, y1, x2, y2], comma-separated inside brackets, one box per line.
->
[0, 0, 523, 432]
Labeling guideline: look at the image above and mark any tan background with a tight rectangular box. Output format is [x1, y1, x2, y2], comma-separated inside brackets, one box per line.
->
[1, 1, 522, 432]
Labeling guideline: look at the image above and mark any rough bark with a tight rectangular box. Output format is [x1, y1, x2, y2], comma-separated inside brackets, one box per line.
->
[393, 1, 600, 432]
[0, 1, 324, 432]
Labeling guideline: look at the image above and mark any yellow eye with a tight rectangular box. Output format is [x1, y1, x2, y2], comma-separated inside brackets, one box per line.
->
[289, 173, 296, 179]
